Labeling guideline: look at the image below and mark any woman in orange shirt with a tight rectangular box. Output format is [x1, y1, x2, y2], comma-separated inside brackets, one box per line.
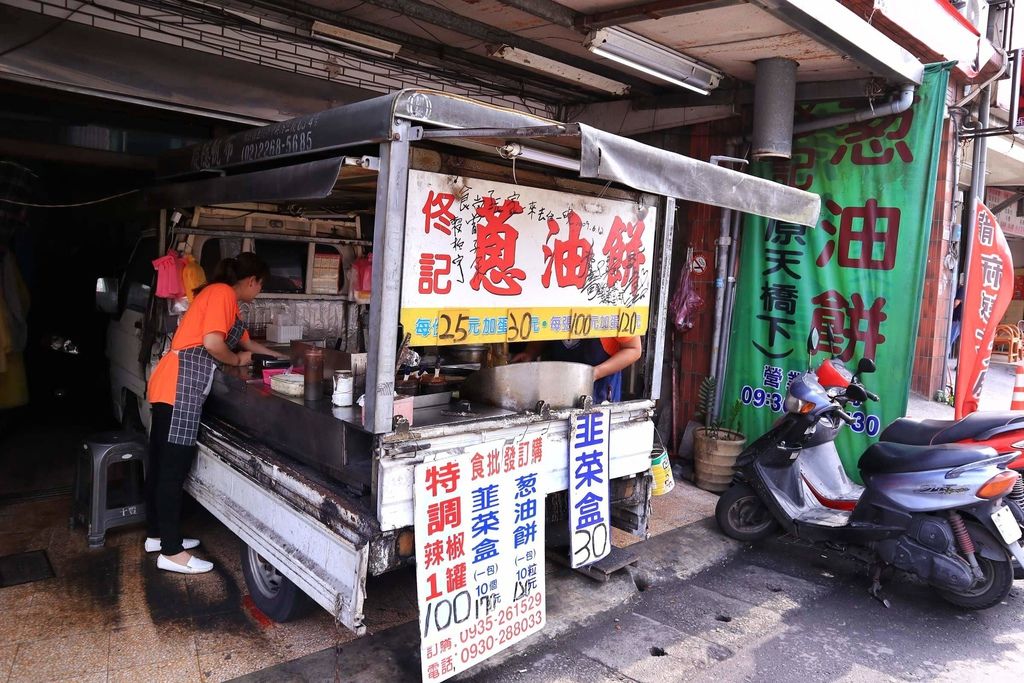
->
[146, 253, 286, 574]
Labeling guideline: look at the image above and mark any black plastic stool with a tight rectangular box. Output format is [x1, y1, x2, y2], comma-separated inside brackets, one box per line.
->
[71, 431, 148, 548]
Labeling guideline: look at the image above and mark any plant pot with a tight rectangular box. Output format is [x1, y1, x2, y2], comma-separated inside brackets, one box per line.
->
[693, 427, 746, 493]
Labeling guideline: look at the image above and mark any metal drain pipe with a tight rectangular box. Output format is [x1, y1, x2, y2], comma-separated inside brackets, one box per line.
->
[793, 84, 916, 135]
[753, 58, 799, 159]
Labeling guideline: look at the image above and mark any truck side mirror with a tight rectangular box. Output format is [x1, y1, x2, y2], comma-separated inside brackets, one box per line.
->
[857, 358, 876, 375]
[96, 277, 119, 314]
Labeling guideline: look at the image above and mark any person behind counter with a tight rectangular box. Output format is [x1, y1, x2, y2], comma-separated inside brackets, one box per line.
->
[145, 253, 287, 574]
[511, 336, 642, 403]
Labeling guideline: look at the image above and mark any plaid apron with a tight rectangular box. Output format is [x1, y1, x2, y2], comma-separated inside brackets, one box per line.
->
[168, 317, 246, 446]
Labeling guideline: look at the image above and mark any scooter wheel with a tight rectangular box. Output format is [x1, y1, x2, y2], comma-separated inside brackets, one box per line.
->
[715, 483, 778, 542]
[937, 523, 1015, 611]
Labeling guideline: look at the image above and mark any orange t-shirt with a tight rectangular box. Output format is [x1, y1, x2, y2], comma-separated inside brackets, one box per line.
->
[147, 283, 250, 406]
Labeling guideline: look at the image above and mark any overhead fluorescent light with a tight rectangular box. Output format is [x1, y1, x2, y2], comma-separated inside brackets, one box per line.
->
[311, 21, 401, 58]
[489, 45, 630, 96]
[584, 27, 722, 95]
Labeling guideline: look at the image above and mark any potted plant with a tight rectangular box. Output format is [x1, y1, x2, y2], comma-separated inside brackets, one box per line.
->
[693, 377, 746, 493]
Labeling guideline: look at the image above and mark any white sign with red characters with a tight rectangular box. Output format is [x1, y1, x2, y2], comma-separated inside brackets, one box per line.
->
[414, 435, 547, 682]
[401, 170, 657, 347]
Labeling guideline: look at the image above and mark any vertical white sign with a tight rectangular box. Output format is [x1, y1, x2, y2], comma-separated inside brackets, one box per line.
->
[568, 408, 611, 568]
[414, 436, 548, 682]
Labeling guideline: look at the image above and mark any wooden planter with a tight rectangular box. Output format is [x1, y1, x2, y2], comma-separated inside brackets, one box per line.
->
[693, 427, 746, 493]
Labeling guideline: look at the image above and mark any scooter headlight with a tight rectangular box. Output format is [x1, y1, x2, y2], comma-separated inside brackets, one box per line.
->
[784, 395, 816, 414]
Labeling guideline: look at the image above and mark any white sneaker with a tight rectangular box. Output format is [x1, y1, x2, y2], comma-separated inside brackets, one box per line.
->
[145, 537, 200, 553]
[157, 554, 214, 574]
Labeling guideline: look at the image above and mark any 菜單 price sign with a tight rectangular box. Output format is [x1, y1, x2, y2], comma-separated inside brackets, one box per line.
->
[401, 170, 656, 347]
[569, 409, 611, 568]
[414, 435, 547, 682]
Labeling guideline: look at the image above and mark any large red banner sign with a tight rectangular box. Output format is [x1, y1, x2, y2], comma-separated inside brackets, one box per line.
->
[956, 200, 1014, 418]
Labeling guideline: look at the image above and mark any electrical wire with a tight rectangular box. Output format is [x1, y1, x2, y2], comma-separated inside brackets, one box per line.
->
[0, 188, 140, 208]
[0, 2, 85, 59]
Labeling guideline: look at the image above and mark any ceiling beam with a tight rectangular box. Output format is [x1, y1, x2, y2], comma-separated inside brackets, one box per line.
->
[577, 0, 743, 31]
[225, 0, 604, 103]
[349, 0, 657, 94]
[492, 0, 578, 29]
[750, 0, 924, 85]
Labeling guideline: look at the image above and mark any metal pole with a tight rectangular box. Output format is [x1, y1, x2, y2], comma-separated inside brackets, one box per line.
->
[940, 109, 965, 392]
[646, 195, 675, 401]
[955, 93, 990, 401]
[364, 121, 411, 434]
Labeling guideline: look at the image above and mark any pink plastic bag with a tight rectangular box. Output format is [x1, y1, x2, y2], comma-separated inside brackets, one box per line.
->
[670, 265, 703, 331]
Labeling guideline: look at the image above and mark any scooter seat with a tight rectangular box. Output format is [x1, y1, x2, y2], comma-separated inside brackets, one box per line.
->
[859, 441, 996, 475]
[879, 412, 1024, 446]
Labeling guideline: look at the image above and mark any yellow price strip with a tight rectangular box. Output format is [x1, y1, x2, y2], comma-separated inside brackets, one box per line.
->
[436, 309, 472, 346]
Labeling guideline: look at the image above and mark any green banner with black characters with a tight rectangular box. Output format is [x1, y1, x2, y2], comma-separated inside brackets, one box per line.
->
[722, 63, 952, 480]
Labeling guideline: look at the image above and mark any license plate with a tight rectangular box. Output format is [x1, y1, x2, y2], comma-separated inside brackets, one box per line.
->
[991, 506, 1023, 544]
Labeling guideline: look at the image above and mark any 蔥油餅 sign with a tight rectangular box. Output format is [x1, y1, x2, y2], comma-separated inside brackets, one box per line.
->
[414, 434, 548, 682]
[722, 63, 952, 480]
[400, 170, 657, 346]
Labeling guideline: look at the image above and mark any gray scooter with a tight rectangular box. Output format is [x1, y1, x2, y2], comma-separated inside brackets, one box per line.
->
[716, 359, 1024, 610]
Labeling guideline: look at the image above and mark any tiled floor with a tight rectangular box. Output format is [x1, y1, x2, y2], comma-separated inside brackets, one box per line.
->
[0, 496, 420, 683]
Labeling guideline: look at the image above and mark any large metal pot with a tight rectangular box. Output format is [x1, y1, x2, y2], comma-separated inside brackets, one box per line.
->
[442, 345, 488, 364]
[460, 361, 594, 411]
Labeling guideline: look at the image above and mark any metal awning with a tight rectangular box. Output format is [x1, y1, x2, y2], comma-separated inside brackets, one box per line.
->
[578, 124, 820, 226]
[154, 89, 820, 225]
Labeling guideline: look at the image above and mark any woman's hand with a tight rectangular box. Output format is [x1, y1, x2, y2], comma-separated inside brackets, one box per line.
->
[236, 351, 253, 366]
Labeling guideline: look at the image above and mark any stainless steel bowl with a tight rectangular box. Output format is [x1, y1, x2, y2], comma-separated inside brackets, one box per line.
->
[460, 361, 594, 411]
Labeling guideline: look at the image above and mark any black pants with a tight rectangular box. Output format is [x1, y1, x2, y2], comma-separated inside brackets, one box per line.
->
[145, 402, 197, 556]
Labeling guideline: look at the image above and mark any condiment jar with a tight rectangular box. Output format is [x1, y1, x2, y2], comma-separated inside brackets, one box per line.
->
[303, 348, 324, 401]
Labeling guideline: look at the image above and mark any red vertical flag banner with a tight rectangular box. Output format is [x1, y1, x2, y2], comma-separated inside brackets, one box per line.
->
[955, 200, 1014, 418]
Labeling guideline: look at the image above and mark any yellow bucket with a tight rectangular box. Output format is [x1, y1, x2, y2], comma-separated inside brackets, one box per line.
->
[650, 448, 674, 496]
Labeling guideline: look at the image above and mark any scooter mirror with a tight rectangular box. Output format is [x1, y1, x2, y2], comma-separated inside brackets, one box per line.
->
[857, 358, 876, 375]
[846, 383, 868, 403]
[807, 329, 820, 356]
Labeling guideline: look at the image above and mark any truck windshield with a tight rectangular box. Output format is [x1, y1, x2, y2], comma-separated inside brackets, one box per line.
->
[254, 240, 306, 293]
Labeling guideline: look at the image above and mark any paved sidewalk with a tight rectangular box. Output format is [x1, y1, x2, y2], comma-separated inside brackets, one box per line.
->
[234, 482, 743, 682]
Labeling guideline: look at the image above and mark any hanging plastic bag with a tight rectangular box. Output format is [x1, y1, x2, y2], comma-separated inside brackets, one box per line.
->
[670, 263, 703, 331]
[181, 254, 207, 302]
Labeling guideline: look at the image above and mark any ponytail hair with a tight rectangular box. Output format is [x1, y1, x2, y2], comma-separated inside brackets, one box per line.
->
[196, 252, 269, 294]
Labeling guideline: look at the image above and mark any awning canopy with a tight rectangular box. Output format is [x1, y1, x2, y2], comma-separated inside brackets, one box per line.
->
[151, 89, 820, 225]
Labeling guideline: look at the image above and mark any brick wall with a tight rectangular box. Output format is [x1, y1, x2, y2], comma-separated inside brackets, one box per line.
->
[663, 120, 738, 454]
[910, 118, 957, 399]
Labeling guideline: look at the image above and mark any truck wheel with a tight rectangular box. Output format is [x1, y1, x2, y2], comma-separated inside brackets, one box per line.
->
[240, 542, 311, 622]
[715, 483, 778, 542]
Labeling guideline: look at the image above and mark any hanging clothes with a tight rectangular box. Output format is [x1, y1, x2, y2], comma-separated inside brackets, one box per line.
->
[152, 251, 185, 299]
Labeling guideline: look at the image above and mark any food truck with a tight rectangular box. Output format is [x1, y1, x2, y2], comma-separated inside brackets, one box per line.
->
[106, 90, 818, 679]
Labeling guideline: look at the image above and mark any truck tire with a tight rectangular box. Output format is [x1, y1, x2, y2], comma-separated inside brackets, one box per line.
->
[240, 542, 312, 622]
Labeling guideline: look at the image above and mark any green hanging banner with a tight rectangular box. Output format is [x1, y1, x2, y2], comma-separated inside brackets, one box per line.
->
[722, 63, 952, 480]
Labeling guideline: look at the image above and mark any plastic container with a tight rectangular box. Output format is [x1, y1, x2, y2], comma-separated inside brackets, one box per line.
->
[262, 367, 289, 386]
[269, 373, 304, 397]
[650, 447, 675, 496]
